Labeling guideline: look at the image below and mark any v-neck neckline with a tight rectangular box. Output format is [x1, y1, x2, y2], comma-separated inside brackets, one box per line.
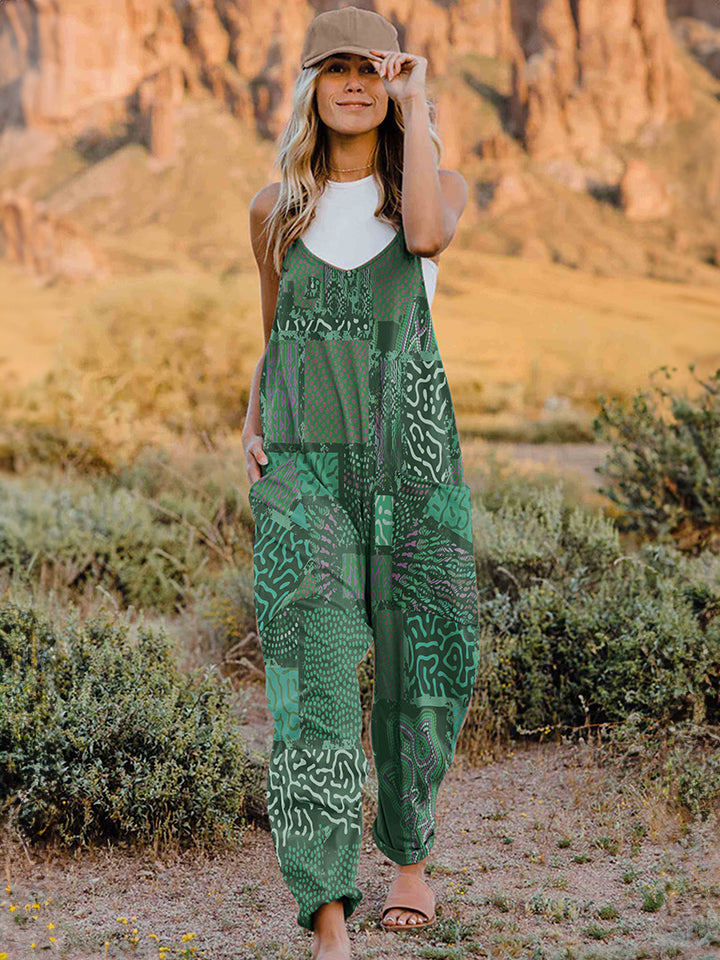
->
[295, 225, 403, 274]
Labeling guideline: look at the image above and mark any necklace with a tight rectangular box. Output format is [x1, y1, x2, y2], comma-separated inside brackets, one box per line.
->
[329, 162, 373, 172]
[328, 161, 374, 182]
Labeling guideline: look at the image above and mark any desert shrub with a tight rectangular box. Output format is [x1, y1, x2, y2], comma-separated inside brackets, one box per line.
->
[472, 475, 623, 589]
[593, 364, 720, 554]
[0, 473, 220, 610]
[460, 482, 720, 758]
[113, 443, 254, 570]
[0, 442, 261, 617]
[0, 600, 254, 850]
[600, 713, 720, 821]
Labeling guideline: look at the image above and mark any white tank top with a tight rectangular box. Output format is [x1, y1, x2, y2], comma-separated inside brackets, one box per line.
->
[299, 174, 439, 306]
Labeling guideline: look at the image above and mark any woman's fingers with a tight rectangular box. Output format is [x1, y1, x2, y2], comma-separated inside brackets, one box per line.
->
[246, 439, 267, 487]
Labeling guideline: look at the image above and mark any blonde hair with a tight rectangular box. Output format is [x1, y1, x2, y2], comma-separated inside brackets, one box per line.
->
[260, 62, 443, 276]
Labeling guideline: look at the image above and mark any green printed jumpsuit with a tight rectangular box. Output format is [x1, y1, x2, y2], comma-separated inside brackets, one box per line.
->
[248, 222, 480, 931]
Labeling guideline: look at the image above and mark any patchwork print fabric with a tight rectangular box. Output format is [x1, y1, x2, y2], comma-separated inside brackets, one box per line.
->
[248, 224, 480, 931]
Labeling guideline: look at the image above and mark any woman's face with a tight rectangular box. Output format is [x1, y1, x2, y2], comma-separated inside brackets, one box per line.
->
[314, 52, 389, 132]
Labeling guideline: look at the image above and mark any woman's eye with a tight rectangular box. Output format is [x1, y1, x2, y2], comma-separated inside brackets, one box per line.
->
[327, 63, 374, 73]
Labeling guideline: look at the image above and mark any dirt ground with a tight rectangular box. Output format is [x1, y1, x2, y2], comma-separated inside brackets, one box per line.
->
[462, 439, 613, 494]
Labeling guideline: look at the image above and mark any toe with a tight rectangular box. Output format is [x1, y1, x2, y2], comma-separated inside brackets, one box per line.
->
[383, 906, 428, 927]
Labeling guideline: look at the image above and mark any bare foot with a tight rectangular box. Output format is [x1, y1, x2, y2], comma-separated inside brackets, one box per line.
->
[382, 855, 431, 928]
[311, 899, 351, 960]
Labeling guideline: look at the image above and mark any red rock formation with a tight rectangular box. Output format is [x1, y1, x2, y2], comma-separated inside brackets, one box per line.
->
[510, 0, 694, 160]
[138, 63, 184, 162]
[620, 158, 674, 219]
[0, 1, 696, 155]
[0, 0, 715, 281]
[0, 0, 195, 135]
[0, 189, 110, 280]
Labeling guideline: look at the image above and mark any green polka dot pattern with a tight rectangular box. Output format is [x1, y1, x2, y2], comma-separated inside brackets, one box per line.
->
[248, 224, 480, 931]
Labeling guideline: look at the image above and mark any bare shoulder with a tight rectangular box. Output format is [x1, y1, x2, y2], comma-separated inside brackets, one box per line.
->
[429, 170, 468, 265]
[249, 181, 281, 266]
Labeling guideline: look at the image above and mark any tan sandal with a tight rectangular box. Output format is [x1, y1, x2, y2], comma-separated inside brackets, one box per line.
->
[380, 872, 436, 932]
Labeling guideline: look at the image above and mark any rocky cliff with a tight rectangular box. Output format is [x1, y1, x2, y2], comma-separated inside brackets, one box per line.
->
[0, 0, 719, 282]
[509, 0, 693, 158]
[0, 0, 697, 154]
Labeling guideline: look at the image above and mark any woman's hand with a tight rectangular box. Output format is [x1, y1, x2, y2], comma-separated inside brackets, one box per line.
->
[244, 433, 268, 487]
[368, 49, 427, 103]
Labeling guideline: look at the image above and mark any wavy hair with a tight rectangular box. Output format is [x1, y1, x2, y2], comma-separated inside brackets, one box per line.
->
[260, 61, 443, 276]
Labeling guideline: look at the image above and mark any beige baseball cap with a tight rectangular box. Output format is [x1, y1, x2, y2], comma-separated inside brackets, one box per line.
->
[300, 5, 400, 70]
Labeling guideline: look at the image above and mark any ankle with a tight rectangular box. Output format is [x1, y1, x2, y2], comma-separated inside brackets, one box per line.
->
[312, 899, 349, 937]
[397, 856, 428, 876]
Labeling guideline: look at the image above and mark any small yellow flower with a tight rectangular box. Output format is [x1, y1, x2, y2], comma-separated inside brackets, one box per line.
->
[47, 922, 54, 930]
[49, 937, 56, 943]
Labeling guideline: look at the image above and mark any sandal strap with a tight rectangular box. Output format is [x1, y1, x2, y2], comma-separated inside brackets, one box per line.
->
[381, 872, 436, 921]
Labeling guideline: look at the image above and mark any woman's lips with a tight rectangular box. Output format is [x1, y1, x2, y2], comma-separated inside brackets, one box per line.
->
[339, 103, 370, 109]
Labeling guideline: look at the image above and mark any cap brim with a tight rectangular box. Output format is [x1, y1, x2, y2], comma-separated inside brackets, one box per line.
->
[302, 46, 384, 69]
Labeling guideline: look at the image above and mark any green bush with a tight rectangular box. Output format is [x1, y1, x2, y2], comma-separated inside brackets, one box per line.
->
[593, 364, 720, 554]
[462, 483, 720, 752]
[0, 600, 254, 850]
[0, 471, 230, 611]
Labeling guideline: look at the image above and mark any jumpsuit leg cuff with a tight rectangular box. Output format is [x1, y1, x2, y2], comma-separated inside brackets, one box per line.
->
[371, 819, 435, 865]
[297, 888, 363, 931]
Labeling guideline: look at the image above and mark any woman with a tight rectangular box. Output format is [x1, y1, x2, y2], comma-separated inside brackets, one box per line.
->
[242, 7, 479, 957]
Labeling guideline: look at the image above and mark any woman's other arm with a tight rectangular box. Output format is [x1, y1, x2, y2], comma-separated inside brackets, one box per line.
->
[242, 182, 281, 486]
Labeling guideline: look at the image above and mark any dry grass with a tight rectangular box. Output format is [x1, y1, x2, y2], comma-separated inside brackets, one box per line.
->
[1, 234, 719, 468]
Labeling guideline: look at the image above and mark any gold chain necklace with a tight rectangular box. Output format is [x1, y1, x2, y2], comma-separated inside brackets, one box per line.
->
[328, 161, 373, 181]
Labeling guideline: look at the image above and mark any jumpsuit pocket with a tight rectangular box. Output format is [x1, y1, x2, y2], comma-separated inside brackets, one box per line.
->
[396, 479, 478, 628]
[248, 455, 314, 634]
